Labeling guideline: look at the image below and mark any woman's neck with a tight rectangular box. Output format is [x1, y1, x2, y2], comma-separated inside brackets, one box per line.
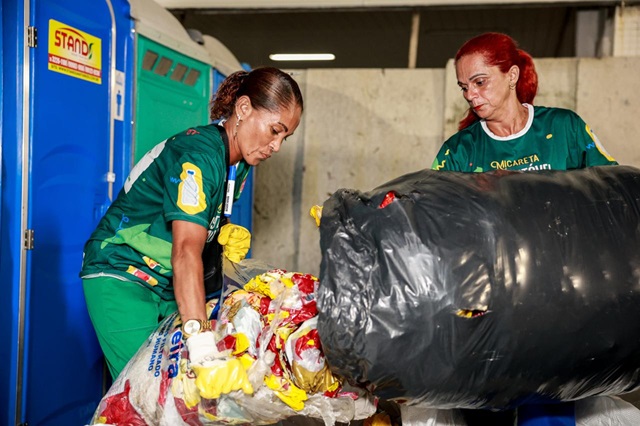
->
[222, 120, 242, 164]
[486, 102, 529, 137]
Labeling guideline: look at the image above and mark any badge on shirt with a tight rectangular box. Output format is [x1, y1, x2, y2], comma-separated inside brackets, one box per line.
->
[177, 162, 206, 214]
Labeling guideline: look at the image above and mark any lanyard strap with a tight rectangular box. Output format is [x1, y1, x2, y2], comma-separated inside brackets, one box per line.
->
[216, 124, 231, 168]
[216, 124, 236, 217]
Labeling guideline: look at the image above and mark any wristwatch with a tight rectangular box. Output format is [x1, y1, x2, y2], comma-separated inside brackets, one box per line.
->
[182, 319, 212, 339]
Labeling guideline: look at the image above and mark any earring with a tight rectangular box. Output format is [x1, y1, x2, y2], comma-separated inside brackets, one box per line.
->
[234, 114, 242, 138]
[509, 82, 516, 90]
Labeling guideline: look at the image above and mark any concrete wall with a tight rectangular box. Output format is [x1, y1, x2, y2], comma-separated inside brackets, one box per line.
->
[252, 56, 640, 276]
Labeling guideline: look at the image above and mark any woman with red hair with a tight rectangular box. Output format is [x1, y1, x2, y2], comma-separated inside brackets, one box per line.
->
[430, 32, 617, 426]
[432, 32, 616, 173]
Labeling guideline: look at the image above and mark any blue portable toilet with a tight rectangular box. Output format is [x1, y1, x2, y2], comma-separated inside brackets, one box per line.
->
[0, 0, 134, 425]
[201, 34, 255, 241]
[1, 1, 252, 424]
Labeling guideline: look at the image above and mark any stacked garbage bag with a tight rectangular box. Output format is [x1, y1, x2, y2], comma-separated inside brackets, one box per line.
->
[317, 165, 640, 409]
[90, 260, 376, 425]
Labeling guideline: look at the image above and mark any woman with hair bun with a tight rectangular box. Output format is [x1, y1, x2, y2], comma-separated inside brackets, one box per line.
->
[80, 67, 303, 392]
[432, 32, 616, 173]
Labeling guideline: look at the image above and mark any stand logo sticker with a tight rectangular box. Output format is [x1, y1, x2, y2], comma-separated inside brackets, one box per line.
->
[48, 19, 102, 84]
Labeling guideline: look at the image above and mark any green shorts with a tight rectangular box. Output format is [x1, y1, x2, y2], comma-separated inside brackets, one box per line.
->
[82, 276, 178, 380]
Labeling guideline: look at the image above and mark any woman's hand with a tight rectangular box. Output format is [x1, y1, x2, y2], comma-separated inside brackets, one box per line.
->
[217, 223, 251, 263]
[186, 330, 253, 399]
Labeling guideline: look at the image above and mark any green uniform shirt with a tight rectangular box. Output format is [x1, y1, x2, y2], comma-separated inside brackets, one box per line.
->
[80, 124, 250, 300]
[431, 105, 617, 172]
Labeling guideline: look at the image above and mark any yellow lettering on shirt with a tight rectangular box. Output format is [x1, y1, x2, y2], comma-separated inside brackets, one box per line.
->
[490, 154, 540, 170]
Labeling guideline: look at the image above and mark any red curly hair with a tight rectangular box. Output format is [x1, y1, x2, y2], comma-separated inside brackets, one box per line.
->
[455, 32, 538, 131]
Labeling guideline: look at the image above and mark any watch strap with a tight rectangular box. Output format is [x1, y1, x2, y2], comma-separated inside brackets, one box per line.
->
[182, 319, 212, 339]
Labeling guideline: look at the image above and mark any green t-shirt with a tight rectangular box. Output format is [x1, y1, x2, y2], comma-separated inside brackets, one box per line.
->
[80, 124, 250, 300]
[431, 105, 617, 172]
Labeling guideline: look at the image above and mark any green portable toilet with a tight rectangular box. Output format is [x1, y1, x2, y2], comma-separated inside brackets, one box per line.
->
[202, 33, 244, 86]
[129, 0, 211, 164]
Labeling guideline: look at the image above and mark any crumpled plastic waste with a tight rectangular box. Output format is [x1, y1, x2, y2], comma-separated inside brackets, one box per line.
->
[89, 260, 376, 425]
[309, 205, 323, 227]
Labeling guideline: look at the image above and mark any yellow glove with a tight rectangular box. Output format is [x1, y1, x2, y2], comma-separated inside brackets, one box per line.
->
[191, 358, 254, 400]
[217, 223, 251, 263]
[309, 205, 323, 227]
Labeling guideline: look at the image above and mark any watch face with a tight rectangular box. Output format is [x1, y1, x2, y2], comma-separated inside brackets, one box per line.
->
[184, 319, 201, 335]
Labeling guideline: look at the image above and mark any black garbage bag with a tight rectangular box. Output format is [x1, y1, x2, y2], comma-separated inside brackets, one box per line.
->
[317, 166, 640, 410]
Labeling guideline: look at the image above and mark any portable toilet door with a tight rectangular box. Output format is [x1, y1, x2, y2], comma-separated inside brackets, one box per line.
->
[129, 0, 211, 164]
[0, 0, 125, 424]
[202, 34, 255, 240]
[202, 33, 244, 88]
